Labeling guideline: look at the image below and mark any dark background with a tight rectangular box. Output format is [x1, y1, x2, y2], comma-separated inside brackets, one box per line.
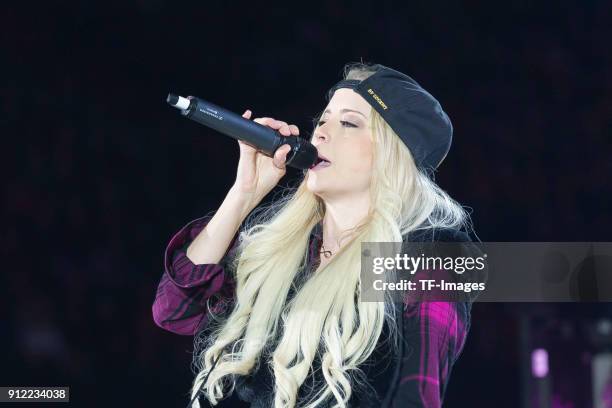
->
[3, 1, 611, 407]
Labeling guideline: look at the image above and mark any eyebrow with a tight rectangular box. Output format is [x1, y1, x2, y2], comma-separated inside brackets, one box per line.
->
[323, 108, 367, 118]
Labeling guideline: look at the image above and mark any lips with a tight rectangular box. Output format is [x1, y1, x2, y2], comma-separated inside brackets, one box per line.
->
[310, 153, 332, 169]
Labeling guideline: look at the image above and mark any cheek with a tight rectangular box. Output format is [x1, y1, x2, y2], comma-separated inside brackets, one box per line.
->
[339, 137, 373, 174]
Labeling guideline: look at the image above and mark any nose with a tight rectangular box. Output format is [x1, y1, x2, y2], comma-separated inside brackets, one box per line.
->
[312, 130, 329, 145]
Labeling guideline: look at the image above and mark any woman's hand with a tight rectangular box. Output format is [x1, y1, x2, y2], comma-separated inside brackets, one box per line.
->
[231, 109, 299, 208]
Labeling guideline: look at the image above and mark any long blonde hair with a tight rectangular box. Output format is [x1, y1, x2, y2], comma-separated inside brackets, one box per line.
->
[189, 62, 471, 408]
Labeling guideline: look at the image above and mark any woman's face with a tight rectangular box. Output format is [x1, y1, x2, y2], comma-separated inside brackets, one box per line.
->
[306, 88, 373, 198]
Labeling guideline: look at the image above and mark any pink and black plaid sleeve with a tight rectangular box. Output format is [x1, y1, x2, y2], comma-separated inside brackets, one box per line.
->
[392, 300, 471, 408]
[392, 228, 474, 407]
[152, 215, 239, 336]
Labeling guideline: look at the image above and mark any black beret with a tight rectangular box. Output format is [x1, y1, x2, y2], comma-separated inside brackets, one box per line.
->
[327, 64, 453, 172]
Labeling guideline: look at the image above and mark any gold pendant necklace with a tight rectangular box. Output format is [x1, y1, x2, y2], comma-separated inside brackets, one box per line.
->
[320, 244, 333, 258]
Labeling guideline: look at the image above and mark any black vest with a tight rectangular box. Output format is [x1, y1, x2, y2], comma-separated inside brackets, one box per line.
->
[196, 225, 470, 407]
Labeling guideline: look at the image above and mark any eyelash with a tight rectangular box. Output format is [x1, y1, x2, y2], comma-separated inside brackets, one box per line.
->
[317, 120, 357, 128]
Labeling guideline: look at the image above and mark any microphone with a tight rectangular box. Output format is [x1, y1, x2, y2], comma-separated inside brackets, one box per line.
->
[166, 93, 318, 170]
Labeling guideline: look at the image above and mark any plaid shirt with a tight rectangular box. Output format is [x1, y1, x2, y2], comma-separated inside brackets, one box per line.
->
[152, 216, 472, 407]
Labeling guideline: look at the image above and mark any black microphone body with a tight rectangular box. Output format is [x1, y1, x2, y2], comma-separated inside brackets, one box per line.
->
[167, 93, 318, 170]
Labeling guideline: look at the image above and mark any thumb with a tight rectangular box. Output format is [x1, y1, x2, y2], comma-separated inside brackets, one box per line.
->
[273, 144, 291, 169]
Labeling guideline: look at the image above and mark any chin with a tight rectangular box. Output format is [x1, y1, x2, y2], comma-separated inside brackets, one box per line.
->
[306, 175, 329, 196]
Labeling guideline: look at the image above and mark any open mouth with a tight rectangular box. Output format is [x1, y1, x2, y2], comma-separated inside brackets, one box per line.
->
[310, 155, 332, 170]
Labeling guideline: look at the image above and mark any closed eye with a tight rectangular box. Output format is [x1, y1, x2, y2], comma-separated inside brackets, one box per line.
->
[317, 120, 357, 128]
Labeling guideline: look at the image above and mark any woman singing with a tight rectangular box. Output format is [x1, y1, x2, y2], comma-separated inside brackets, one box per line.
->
[153, 62, 476, 408]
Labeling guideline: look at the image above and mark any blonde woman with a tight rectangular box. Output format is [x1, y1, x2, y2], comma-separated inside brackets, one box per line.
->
[153, 62, 476, 408]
